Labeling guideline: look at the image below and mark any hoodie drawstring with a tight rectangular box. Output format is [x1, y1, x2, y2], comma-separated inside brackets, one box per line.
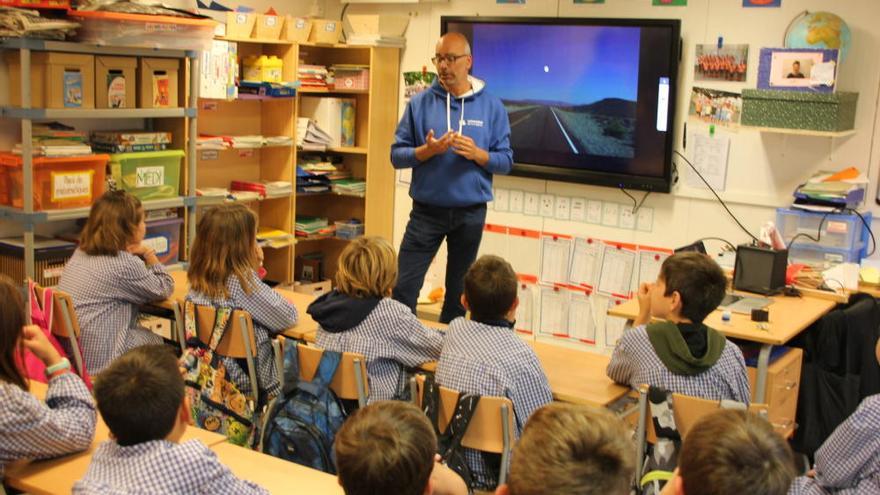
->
[445, 92, 465, 135]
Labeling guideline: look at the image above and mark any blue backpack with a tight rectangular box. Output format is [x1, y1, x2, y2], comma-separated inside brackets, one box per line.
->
[260, 342, 347, 473]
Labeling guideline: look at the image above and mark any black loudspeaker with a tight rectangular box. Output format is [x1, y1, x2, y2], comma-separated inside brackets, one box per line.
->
[733, 244, 788, 295]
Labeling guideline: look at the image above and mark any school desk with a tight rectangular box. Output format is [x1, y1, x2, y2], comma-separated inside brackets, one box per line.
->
[5, 381, 228, 495]
[211, 442, 343, 494]
[606, 293, 836, 403]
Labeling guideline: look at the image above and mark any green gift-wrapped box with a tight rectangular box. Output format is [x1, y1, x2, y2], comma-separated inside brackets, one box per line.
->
[742, 89, 858, 132]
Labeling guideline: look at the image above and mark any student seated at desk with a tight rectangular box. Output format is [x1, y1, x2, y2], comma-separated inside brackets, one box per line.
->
[661, 409, 796, 495]
[496, 403, 634, 495]
[58, 191, 174, 374]
[788, 336, 880, 495]
[309, 237, 443, 402]
[606, 252, 750, 403]
[0, 275, 96, 478]
[335, 401, 467, 495]
[74, 345, 268, 494]
[187, 204, 297, 404]
[436, 255, 553, 490]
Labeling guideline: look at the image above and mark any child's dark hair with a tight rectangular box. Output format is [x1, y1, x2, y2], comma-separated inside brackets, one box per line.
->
[94, 345, 184, 446]
[335, 401, 436, 495]
[660, 252, 727, 323]
[0, 275, 27, 390]
[464, 255, 518, 322]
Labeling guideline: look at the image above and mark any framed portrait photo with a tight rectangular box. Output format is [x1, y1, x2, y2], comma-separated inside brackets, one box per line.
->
[757, 47, 839, 92]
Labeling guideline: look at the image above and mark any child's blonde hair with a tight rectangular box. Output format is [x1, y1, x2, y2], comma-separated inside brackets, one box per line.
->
[335, 237, 397, 298]
[79, 191, 143, 256]
[188, 204, 258, 299]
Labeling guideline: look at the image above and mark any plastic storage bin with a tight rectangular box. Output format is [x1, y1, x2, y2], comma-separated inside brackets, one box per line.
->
[0, 153, 108, 210]
[0, 237, 77, 287]
[109, 150, 183, 201]
[776, 208, 871, 251]
[68, 10, 216, 51]
[335, 220, 364, 240]
[144, 216, 183, 265]
[789, 244, 863, 270]
[96, 56, 137, 109]
[139, 58, 180, 108]
[5, 51, 95, 108]
[243, 55, 283, 83]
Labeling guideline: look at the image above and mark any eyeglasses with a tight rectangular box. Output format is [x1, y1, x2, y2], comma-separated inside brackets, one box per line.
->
[431, 54, 468, 65]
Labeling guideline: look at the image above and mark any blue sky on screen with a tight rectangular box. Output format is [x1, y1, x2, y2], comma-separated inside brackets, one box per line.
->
[468, 24, 641, 105]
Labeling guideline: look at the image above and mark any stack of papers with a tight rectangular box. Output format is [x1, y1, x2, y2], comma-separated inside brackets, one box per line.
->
[92, 131, 171, 153]
[295, 216, 334, 238]
[793, 168, 867, 212]
[229, 135, 265, 149]
[197, 135, 227, 150]
[264, 181, 292, 196]
[14, 143, 92, 157]
[257, 227, 296, 249]
[296, 166, 331, 193]
[298, 64, 329, 90]
[15, 122, 92, 156]
[346, 34, 406, 48]
[332, 178, 366, 195]
[196, 187, 230, 197]
[265, 135, 293, 147]
[296, 118, 333, 151]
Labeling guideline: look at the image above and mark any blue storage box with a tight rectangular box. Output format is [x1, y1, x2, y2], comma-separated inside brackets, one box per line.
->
[776, 208, 871, 265]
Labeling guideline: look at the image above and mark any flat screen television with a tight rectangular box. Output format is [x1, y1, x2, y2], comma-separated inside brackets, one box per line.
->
[442, 17, 681, 192]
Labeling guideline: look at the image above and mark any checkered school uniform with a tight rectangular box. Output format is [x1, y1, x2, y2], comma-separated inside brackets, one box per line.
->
[315, 298, 444, 402]
[73, 439, 268, 494]
[788, 394, 880, 494]
[187, 270, 298, 402]
[0, 373, 96, 476]
[436, 318, 553, 489]
[606, 325, 751, 404]
[58, 249, 174, 374]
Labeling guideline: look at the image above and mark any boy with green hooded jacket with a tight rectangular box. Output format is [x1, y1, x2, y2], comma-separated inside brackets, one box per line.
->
[606, 252, 750, 403]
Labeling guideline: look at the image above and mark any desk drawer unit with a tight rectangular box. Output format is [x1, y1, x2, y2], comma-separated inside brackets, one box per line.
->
[748, 347, 803, 438]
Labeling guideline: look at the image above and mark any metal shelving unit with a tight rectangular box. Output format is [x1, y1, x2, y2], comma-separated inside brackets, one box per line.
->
[0, 39, 200, 280]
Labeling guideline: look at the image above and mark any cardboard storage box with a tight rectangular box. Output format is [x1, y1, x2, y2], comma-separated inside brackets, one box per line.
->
[225, 11, 256, 38]
[254, 14, 282, 40]
[293, 279, 332, 297]
[282, 16, 311, 42]
[139, 57, 179, 108]
[742, 89, 858, 132]
[309, 19, 341, 44]
[96, 56, 137, 109]
[6, 51, 95, 108]
[0, 237, 77, 287]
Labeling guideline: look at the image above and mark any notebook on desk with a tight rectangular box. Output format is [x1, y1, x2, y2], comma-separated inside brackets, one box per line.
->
[719, 293, 772, 315]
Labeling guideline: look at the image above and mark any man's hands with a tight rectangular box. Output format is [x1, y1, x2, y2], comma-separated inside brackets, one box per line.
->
[415, 129, 489, 167]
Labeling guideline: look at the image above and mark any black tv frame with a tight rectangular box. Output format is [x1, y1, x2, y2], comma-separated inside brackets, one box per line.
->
[441, 16, 681, 193]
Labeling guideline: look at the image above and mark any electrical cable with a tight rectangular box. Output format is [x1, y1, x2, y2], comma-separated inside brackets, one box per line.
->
[673, 150, 761, 244]
[848, 208, 876, 257]
[692, 237, 737, 252]
[619, 187, 651, 215]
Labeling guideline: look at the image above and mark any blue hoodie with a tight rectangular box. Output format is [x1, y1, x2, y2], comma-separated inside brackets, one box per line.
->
[391, 77, 513, 208]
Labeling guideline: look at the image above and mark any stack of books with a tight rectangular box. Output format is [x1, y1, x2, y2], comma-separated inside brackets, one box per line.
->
[230, 180, 293, 199]
[792, 168, 867, 212]
[295, 216, 333, 239]
[15, 122, 92, 156]
[296, 166, 331, 194]
[92, 131, 171, 153]
[331, 178, 366, 195]
[296, 118, 333, 151]
[297, 64, 329, 90]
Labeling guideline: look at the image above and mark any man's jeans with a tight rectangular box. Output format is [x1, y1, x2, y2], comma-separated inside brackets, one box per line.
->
[393, 200, 487, 323]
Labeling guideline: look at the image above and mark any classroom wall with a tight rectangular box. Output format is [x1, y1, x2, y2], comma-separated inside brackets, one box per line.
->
[321, 0, 880, 352]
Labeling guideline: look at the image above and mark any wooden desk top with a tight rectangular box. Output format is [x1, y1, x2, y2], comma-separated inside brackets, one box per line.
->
[7, 381, 227, 494]
[419, 339, 627, 408]
[607, 294, 836, 346]
[157, 271, 320, 340]
[211, 442, 343, 495]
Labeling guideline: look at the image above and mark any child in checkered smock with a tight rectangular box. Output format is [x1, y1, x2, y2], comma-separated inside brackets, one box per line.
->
[58, 191, 174, 375]
[186, 204, 297, 404]
[0, 275, 96, 477]
[310, 236, 444, 403]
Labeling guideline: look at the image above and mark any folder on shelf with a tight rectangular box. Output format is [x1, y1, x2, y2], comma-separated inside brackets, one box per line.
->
[299, 97, 356, 148]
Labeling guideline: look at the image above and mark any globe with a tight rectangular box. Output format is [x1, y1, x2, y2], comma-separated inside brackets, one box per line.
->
[784, 11, 852, 61]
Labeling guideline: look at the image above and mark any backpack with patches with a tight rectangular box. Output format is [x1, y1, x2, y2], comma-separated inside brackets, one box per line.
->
[640, 387, 680, 495]
[421, 374, 481, 491]
[260, 341, 347, 473]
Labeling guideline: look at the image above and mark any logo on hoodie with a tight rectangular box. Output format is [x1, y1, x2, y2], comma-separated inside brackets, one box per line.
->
[465, 119, 484, 128]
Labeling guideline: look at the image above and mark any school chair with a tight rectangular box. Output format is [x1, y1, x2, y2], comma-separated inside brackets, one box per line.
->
[633, 384, 771, 482]
[413, 374, 515, 488]
[191, 304, 260, 401]
[32, 284, 86, 379]
[272, 337, 370, 408]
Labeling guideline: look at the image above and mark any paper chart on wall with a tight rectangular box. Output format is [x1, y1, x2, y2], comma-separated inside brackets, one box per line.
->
[568, 291, 596, 343]
[508, 228, 541, 277]
[540, 235, 572, 285]
[568, 237, 603, 288]
[597, 243, 636, 296]
[686, 132, 730, 192]
[539, 287, 569, 337]
[637, 248, 672, 286]
[515, 281, 537, 335]
[605, 297, 629, 350]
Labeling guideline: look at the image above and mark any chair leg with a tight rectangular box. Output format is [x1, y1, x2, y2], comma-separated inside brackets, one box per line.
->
[239, 314, 260, 402]
[499, 403, 511, 486]
[272, 338, 284, 391]
[353, 358, 367, 408]
[173, 301, 186, 353]
[59, 303, 85, 378]
[409, 376, 418, 407]
[634, 385, 649, 486]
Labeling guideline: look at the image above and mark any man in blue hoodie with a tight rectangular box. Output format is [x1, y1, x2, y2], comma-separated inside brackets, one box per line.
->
[391, 32, 514, 323]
